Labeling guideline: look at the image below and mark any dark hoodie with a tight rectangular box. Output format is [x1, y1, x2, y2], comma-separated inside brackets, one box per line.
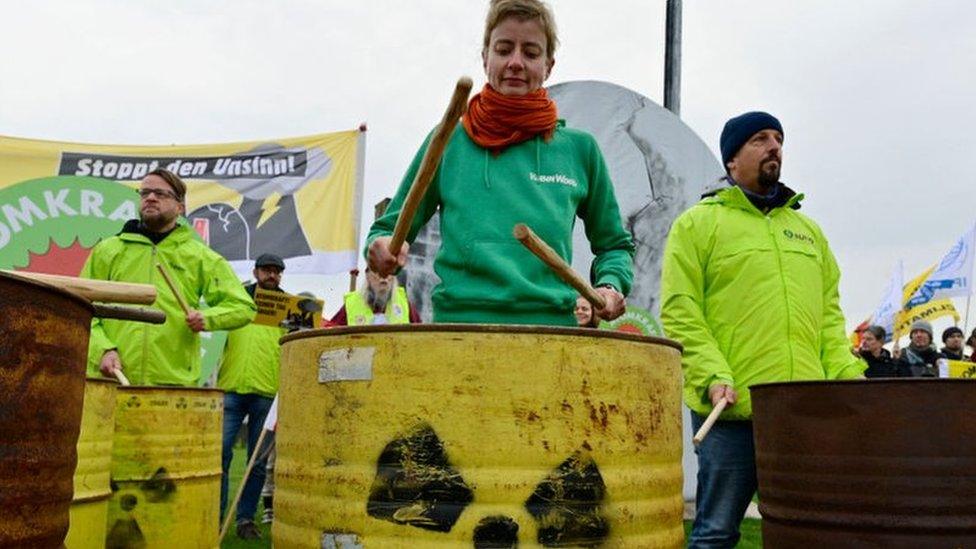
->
[940, 347, 965, 361]
[859, 348, 907, 378]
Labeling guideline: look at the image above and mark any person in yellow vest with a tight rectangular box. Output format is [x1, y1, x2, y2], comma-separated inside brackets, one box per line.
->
[329, 267, 421, 325]
[217, 253, 286, 540]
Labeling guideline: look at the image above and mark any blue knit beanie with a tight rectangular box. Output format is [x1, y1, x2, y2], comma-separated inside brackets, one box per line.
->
[720, 111, 784, 166]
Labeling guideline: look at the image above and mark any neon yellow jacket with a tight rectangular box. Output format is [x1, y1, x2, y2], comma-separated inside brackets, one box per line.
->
[82, 222, 256, 386]
[344, 287, 410, 325]
[217, 283, 284, 398]
[660, 185, 864, 419]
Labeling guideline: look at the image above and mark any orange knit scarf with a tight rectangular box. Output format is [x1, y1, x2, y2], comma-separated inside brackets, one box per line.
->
[462, 84, 558, 153]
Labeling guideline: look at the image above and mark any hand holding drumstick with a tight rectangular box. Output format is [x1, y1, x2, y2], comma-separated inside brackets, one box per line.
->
[513, 223, 626, 321]
[693, 384, 737, 446]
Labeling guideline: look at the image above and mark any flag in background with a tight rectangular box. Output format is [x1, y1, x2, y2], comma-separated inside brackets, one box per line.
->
[906, 224, 976, 309]
[896, 265, 960, 337]
[850, 317, 870, 348]
[869, 260, 904, 341]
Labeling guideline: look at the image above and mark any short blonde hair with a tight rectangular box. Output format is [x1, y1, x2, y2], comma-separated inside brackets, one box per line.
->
[482, 0, 559, 61]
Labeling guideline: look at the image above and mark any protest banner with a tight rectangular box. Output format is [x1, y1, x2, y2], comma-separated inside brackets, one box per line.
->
[0, 131, 364, 276]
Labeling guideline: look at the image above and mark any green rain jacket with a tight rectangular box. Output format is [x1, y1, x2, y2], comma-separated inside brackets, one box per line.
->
[217, 283, 285, 398]
[82, 221, 256, 386]
[660, 185, 864, 419]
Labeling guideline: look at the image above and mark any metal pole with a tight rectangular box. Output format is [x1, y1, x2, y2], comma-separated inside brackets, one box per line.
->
[664, 0, 682, 116]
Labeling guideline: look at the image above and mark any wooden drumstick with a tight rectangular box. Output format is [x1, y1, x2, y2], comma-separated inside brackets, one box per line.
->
[693, 397, 729, 446]
[2, 269, 157, 305]
[113, 368, 131, 387]
[388, 76, 473, 255]
[155, 263, 191, 315]
[91, 303, 166, 325]
[512, 223, 607, 310]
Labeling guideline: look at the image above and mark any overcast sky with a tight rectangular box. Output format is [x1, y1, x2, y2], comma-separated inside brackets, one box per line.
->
[2, 0, 974, 333]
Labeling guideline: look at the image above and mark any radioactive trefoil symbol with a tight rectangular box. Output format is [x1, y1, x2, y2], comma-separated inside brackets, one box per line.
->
[366, 422, 610, 547]
[106, 467, 177, 549]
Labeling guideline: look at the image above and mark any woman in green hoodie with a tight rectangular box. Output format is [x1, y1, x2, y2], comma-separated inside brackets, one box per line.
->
[367, 0, 633, 326]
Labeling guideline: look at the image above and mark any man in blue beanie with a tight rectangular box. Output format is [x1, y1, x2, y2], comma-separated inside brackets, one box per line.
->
[661, 112, 864, 547]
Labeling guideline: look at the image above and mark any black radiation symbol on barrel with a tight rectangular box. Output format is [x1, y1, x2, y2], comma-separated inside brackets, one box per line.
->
[106, 467, 177, 549]
[366, 423, 610, 547]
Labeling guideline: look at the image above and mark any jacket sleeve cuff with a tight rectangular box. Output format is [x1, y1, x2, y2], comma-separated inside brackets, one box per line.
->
[595, 276, 624, 294]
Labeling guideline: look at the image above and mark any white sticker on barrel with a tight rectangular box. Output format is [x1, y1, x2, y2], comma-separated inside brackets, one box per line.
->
[321, 532, 363, 549]
[318, 347, 374, 383]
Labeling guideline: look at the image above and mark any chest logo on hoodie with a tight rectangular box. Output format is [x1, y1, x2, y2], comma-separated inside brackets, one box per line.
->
[530, 172, 577, 188]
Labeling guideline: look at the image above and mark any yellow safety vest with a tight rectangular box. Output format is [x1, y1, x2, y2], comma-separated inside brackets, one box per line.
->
[344, 287, 410, 325]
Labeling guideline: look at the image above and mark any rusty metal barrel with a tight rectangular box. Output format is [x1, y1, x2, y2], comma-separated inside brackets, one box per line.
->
[105, 386, 224, 548]
[752, 379, 976, 548]
[65, 378, 118, 549]
[0, 271, 92, 547]
[273, 325, 684, 548]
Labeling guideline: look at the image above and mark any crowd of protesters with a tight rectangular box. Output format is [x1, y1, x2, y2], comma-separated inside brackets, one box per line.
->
[857, 321, 976, 378]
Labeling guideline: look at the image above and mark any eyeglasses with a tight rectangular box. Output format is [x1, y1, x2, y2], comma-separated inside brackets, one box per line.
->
[137, 188, 179, 200]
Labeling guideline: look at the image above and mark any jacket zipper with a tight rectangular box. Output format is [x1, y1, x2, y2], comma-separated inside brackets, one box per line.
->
[145, 245, 156, 386]
[768, 213, 795, 381]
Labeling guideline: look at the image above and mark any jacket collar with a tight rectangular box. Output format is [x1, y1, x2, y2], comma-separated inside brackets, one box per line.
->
[117, 218, 193, 245]
[701, 176, 803, 214]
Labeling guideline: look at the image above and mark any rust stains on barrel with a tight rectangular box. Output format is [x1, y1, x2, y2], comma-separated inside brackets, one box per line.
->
[0, 271, 93, 547]
[752, 379, 976, 548]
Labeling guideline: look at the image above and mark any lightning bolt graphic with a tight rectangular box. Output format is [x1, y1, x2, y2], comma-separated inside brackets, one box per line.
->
[257, 192, 282, 229]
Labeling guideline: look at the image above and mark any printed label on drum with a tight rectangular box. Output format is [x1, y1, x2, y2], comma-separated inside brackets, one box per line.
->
[318, 347, 374, 383]
[321, 532, 363, 549]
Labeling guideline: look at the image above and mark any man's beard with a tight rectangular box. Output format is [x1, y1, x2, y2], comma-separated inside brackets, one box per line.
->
[141, 209, 177, 232]
[368, 286, 392, 312]
[756, 159, 781, 190]
[257, 279, 279, 291]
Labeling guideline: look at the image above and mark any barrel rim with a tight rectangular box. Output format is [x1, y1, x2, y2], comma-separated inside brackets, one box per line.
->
[85, 377, 121, 387]
[1, 269, 94, 312]
[116, 385, 225, 394]
[752, 378, 976, 392]
[280, 323, 683, 351]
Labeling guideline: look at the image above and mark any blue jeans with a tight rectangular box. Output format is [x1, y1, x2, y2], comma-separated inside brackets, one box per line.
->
[688, 412, 757, 549]
[221, 392, 275, 523]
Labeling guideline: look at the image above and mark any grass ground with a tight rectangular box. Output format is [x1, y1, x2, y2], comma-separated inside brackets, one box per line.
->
[684, 519, 763, 548]
[220, 444, 272, 549]
[221, 445, 763, 548]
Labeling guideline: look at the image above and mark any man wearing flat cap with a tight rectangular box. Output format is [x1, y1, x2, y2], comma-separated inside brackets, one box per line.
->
[217, 252, 287, 540]
[661, 112, 864, 547]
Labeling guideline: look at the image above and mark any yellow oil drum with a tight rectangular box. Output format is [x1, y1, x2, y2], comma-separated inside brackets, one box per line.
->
[273, 325, 684, 548]
[65, 378, 118, 549]
[105, 386, 223, 549]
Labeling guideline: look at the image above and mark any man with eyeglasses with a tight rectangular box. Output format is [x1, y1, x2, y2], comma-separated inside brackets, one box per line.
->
[82, 168, 256, 386]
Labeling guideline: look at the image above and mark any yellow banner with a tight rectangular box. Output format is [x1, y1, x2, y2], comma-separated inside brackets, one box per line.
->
[895, 299, 960, 336]
[943, 359, 976, 379]
[0, 131, 364, 276]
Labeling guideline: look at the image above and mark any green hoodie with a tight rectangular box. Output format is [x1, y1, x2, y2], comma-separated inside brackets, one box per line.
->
[660, 185, 864, 419]
[367, 122, 634, 325]
[82, 220, 256, 386]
